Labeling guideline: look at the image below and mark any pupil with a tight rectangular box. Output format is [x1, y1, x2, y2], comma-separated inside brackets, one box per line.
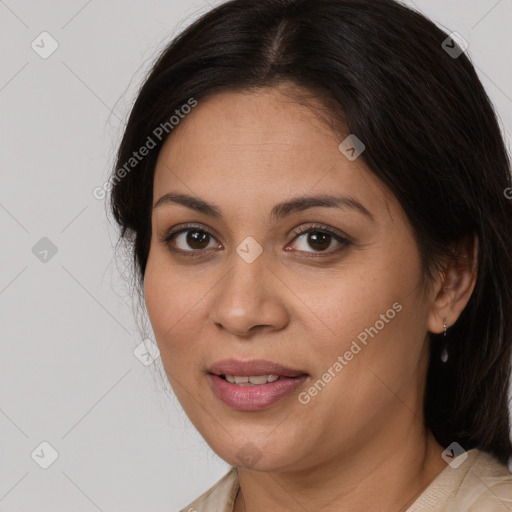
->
[309, 232, 330, 251]
[187, 230, 209, 249]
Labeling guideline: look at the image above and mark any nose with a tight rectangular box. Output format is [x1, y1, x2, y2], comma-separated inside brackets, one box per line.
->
[209, 250, 290, 338]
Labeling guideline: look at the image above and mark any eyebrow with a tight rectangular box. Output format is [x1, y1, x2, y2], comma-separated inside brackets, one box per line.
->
[153, 192, 375, 222]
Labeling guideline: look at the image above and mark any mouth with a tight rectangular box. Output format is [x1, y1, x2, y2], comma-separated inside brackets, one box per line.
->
[208, 358, 307, 378]
[207, 359, 309, 410]
[218, 374, 287, 385]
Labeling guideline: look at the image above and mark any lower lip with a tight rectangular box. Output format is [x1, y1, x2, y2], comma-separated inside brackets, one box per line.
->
[208, 374, 308, 411]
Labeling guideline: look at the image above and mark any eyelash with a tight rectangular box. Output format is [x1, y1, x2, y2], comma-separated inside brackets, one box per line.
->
[159, 223, 351, 258]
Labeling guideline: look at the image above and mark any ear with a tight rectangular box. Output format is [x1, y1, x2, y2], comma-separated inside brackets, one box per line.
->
[427, 234, 478, 334]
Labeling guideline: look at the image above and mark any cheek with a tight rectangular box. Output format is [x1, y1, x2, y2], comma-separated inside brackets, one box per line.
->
[143, 253, 209, 365]
[326, 298, 428, 419]
[302, 299, 428, 445]
[301, 243, 428, 398]
[290, 249, 421, 358]
[143, 255, 219, 432]
[144, 256, 170, 338]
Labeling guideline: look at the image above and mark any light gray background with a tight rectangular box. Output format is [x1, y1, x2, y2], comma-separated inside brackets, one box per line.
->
[1, 1, 511, 511]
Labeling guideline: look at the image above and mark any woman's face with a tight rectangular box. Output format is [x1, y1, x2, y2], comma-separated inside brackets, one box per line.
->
[144, 85, 438, 472]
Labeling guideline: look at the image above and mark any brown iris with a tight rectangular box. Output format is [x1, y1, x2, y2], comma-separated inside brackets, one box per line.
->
[187, 230, 210, 249]
[307, 231, 331, 251]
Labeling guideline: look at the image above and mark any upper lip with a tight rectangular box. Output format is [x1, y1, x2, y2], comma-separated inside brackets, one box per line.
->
[208, 359, 307, 377]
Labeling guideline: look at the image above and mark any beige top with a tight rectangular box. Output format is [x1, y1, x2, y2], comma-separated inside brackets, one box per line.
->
[179, 449, 512, 511]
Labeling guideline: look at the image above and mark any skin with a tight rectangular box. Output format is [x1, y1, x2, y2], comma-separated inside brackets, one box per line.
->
[143, 84, 477, 512]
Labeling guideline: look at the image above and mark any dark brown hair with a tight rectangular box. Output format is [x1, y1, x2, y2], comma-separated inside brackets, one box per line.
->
[109, 0, 512, 464]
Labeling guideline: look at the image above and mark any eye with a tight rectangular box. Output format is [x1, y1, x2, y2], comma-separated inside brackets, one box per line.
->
[160, 224, 221, 254]
[159, 223, 351, 257]
[287, 224, 351, 255]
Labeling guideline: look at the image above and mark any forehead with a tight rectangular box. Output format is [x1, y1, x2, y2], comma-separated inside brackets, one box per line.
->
[152, 87, 398, 224]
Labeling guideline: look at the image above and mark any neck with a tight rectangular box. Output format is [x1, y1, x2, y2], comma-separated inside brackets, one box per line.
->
[234, 425, 446, 512]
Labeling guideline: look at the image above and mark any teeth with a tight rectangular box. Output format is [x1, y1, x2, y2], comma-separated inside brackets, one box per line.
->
[224, 375, 280, 385]
[248, 375, 270, 385]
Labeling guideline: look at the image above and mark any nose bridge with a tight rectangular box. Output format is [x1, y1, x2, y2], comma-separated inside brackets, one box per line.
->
[225, 239, 269, 300]
[210, 238, 288, 334]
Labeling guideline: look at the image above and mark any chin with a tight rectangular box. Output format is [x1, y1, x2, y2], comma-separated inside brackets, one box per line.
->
[204, 433, 304, 472]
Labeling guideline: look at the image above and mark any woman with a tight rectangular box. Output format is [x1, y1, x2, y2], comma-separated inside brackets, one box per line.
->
[109, 0, 512, 510]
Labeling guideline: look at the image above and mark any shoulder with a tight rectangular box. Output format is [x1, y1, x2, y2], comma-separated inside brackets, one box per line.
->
[407, 448, 512, 512]
[178, 467, 239, 512]
[454, 449, 512, 511]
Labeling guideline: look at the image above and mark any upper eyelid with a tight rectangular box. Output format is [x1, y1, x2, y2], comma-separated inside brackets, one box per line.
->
[163, 223, 219, 241]
[293, 224, 347, 238]
[164, 223, 346, 239]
